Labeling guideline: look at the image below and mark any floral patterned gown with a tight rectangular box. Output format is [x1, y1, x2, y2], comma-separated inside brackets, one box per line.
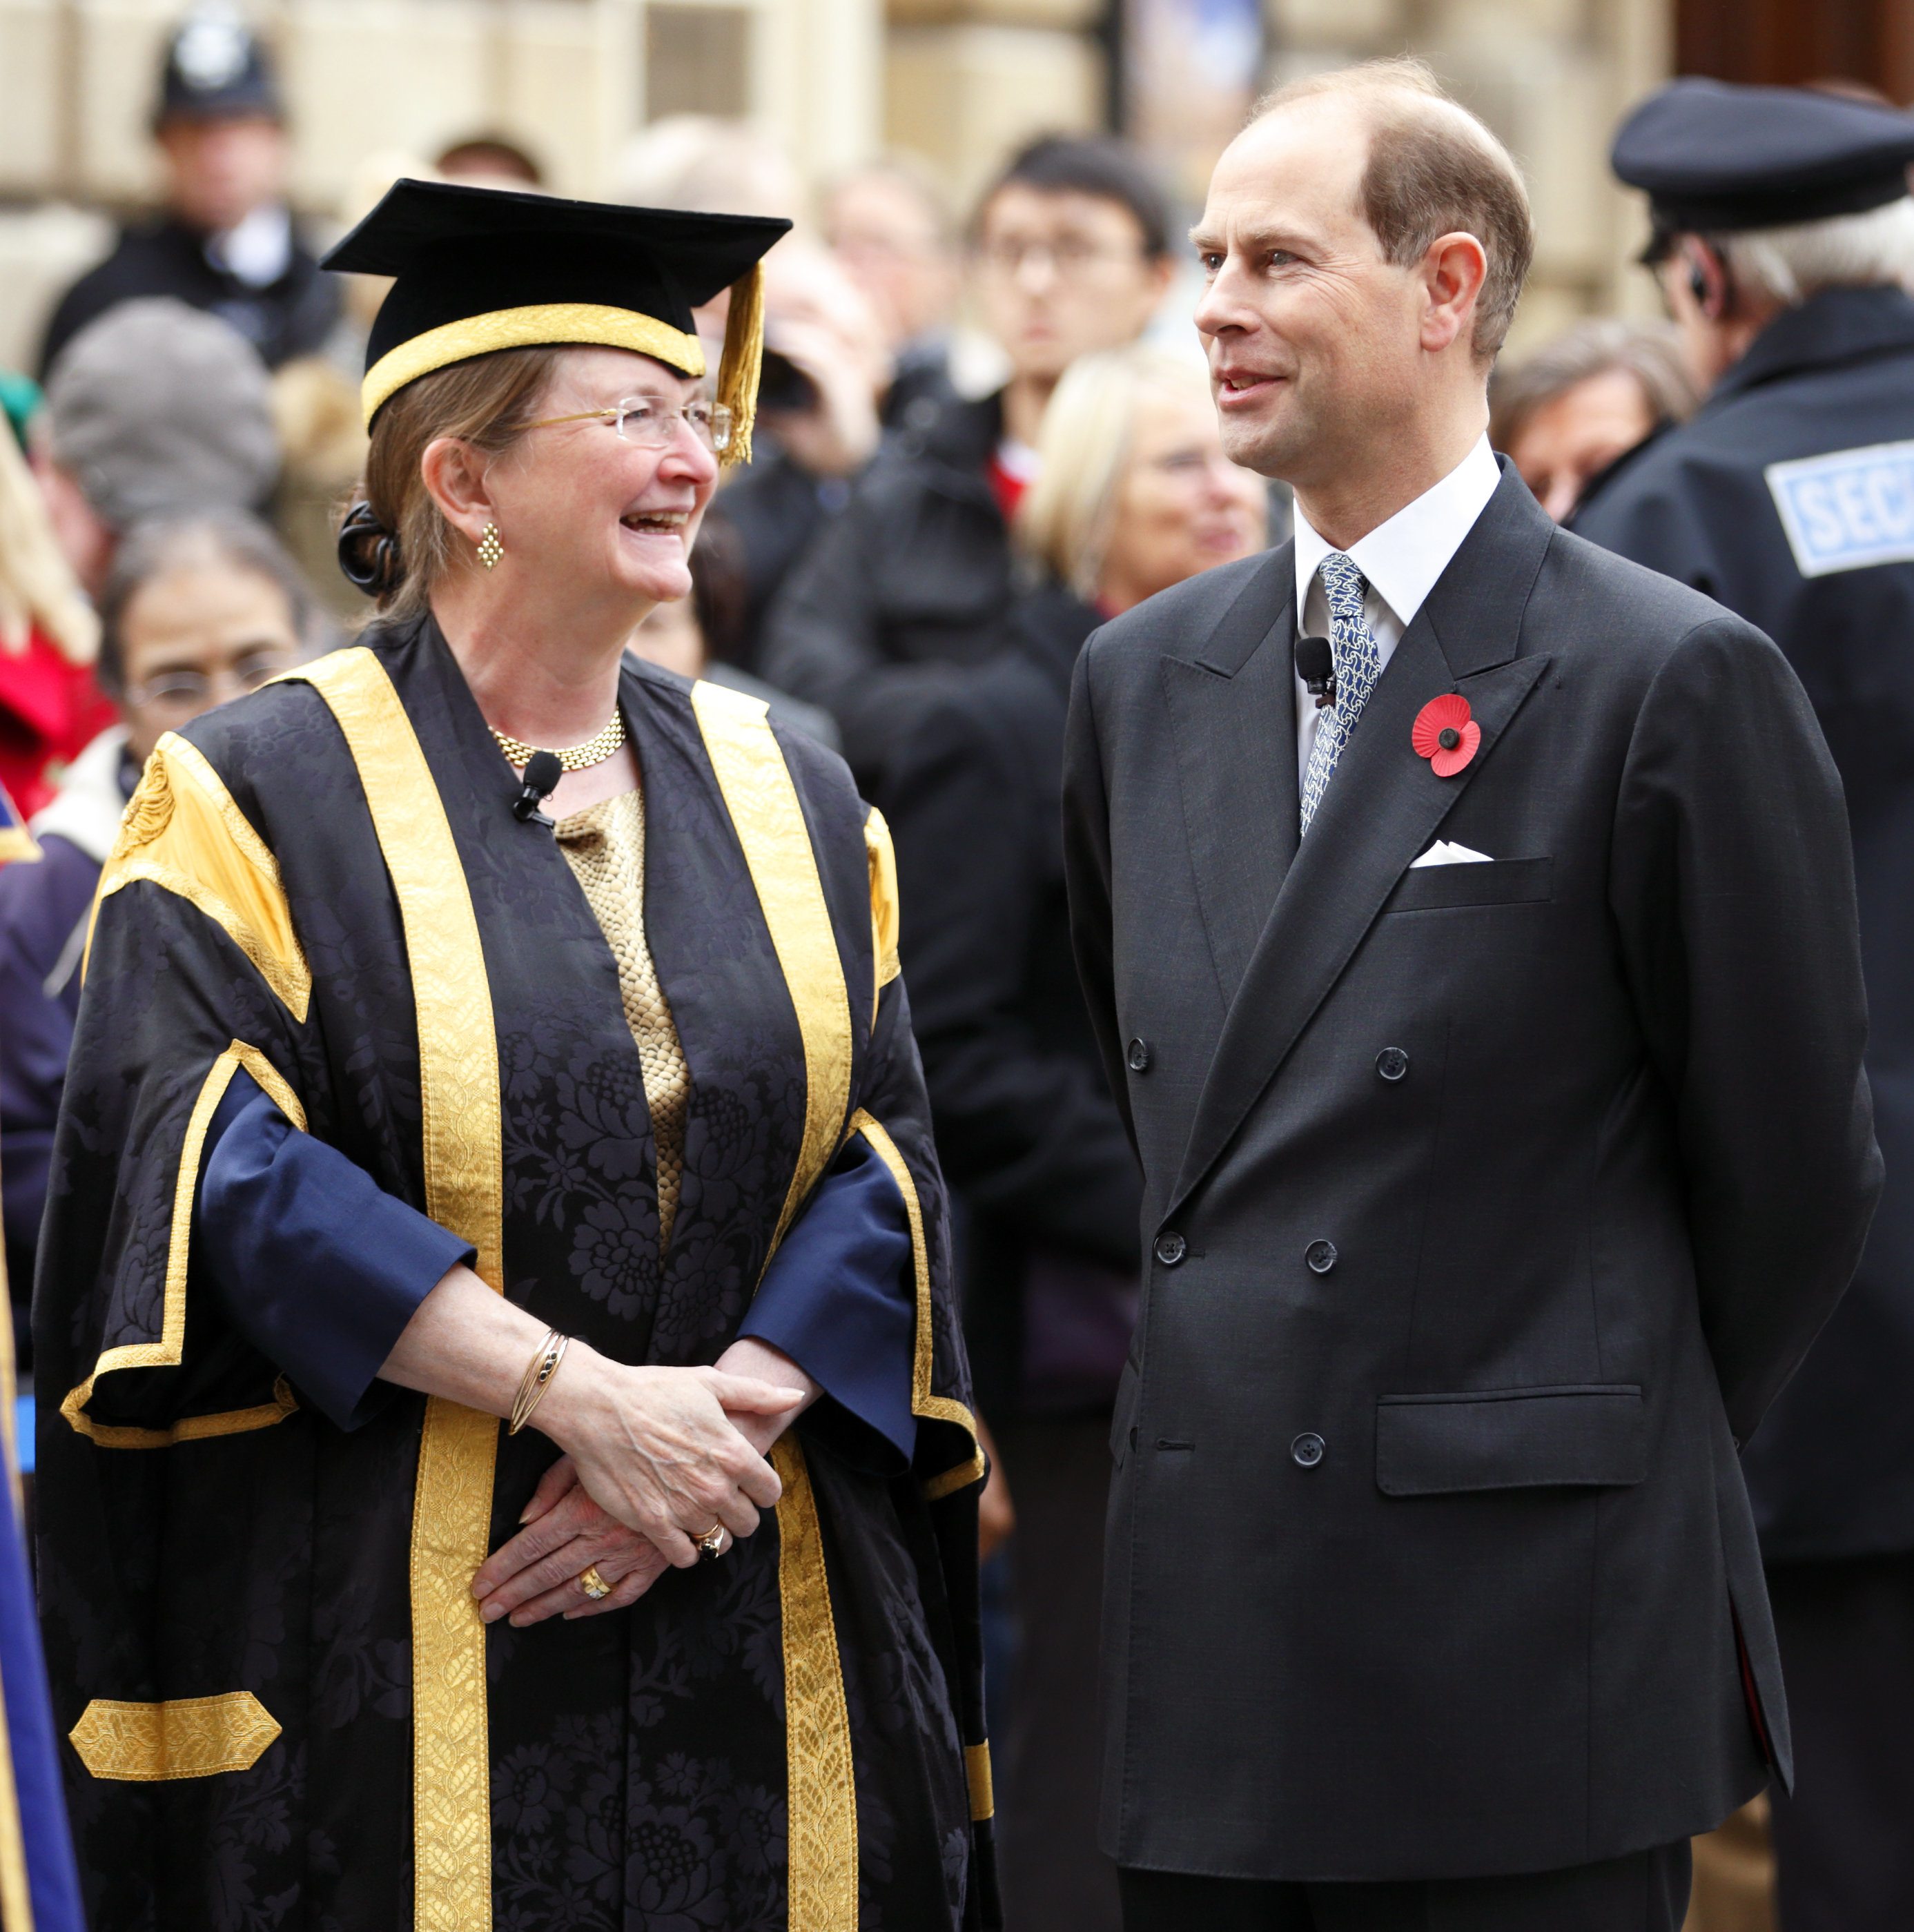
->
[35, 615, 997, 1932]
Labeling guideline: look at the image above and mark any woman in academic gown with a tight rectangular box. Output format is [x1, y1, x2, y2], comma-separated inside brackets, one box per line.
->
[35, 179, 996, 1932]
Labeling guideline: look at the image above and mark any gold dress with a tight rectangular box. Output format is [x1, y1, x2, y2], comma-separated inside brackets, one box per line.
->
[555, 787, 689, 1251]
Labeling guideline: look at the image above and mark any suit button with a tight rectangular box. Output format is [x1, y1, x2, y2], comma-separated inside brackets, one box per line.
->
[1291, 1432, 1326, 1468]
[1376, 1046, 1409, 1082]
[1305, 1239, 1338, 1274]
[1155, 1231, 1187, 1267]
[1127, 1037, 1152, 1073]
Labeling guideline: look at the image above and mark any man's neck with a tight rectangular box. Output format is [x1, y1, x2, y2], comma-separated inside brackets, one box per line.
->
[1001, 371, 1055, 452]
[1291, 399, 1487, 552]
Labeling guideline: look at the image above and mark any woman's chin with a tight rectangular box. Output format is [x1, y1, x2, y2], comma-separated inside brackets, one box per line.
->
[613, 545, 694, 606]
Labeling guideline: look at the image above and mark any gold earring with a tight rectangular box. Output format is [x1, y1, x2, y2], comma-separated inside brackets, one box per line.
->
[477, 522, 504, 569]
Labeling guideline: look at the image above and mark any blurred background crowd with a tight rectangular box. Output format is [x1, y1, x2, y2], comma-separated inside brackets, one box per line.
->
[3, 3, 1913, 1931]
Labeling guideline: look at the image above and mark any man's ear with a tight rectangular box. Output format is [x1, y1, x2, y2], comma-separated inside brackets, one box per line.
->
[1420, 231, 1490, 355]
[419, 436, 495, 547]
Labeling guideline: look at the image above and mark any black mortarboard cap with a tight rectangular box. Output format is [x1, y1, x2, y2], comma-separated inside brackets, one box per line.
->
[1612, 78, 1914, 235]
[154, 5, 282, 130]
[322, 178, 790, 460]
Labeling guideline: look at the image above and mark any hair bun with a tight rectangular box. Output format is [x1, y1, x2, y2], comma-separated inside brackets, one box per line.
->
[337, 499, 404, 596]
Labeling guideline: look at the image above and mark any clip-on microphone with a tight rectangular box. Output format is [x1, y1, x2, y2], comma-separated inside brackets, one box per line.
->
[512, 750, 564, 828]
[1294, 634, 1335, 709]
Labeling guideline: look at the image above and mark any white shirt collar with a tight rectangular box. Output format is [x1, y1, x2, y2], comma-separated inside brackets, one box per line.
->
[1293, 433, 1502, 632]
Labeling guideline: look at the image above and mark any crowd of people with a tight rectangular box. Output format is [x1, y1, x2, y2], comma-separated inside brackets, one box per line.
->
[1, 12, 1913, 1932]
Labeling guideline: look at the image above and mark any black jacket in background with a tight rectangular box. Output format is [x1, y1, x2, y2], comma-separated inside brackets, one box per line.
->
[1065, 469, 1879, 1878]
[1576, 284, 1914, 1564]
[39, 213, 338, 376]
[760, 389, 1014, 783]
[878, 583, 1141, 1419]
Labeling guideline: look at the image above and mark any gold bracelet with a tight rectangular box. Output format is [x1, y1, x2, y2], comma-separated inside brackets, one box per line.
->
[509, 1329, 571, 1436]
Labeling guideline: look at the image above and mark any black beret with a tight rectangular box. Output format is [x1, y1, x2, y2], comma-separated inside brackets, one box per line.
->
[323, 179, 790, 453]
[1612, 78, 1914, 233]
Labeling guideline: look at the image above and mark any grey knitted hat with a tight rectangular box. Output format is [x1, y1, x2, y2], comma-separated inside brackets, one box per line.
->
[45, 298, 280, 530]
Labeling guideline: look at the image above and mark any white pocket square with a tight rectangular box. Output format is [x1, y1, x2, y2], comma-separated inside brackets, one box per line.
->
[1410, 840, 1494, 868]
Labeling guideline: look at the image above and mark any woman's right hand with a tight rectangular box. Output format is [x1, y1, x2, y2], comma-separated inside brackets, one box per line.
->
[536, 1352, 803, 1566]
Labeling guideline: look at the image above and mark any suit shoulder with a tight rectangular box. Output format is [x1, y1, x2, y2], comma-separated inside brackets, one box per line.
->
[1542, 524, 1759, 639]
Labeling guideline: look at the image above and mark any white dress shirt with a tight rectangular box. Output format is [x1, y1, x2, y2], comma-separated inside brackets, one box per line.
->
[1292, 434, 1502, 785]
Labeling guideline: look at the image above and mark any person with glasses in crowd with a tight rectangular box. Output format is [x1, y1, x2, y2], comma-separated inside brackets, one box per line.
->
[0, 511, 311, 1367]
[762, 135, 1176, 784]
[35, 179, 996, 1931]
[879, 344, 1268, 1932]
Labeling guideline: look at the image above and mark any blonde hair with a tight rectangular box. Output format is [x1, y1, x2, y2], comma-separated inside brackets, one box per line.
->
[344, 347, 562, 621]
[0, 420, 97, 664]
[1017, 346, 1211, 598]
[1256, 57, 1535, 358]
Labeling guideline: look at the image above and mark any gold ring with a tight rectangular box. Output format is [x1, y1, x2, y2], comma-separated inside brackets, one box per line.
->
[578, 1565, 611, 1600]
[695, 1523, 725, 1563]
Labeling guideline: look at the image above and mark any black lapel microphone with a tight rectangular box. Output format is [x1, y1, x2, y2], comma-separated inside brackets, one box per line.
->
[1295, 634, 1336, 708]
[512, 750, 563, 826]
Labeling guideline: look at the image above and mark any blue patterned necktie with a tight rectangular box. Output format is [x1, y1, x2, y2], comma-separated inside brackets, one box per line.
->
[1299, 551, 1384, 834]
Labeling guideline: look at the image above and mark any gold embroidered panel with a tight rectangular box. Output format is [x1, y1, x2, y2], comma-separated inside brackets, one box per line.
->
[964, 1742, 995, 1822]
[362, 304, 704, 425]
[61, 1041, 306, 1448]
[293, 647, 502, 1932]
[772, 1436, 859, 1931]
[69, 1692, 282, 1782]
[91, 734, 311, 1020]
[689, 681, 852, 1259]
[848, 1111, 980, 1495]
[863, 808, 901, 1019]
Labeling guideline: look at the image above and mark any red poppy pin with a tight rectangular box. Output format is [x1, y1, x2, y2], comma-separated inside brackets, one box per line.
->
[1412, 694, 1480, 777]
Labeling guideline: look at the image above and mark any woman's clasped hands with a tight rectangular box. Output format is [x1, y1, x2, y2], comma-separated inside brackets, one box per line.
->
[472, 1347, 812, 1628]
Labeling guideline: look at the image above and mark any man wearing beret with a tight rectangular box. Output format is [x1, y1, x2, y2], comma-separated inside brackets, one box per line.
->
[1574, 78, 1914, 1932]
[1064, 57, 1881, 1931]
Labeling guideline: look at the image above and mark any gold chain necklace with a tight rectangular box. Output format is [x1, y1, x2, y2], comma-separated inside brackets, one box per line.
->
[489, 710, 627, 772]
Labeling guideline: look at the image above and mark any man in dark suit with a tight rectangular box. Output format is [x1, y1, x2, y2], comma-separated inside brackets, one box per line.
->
[1062, 56, 1882, 1931]
[1574, 80, 1914, 1932]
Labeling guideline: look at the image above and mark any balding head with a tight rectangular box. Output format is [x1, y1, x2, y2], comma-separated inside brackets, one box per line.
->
[1253, 59, 1533, 358]
[1191, 59, 1529, 540]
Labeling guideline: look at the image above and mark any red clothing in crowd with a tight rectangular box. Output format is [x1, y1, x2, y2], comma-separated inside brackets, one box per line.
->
[0, 630, 117, 819]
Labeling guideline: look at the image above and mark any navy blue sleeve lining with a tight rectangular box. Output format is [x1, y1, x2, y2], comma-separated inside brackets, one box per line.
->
[739, 1133, 917, 1472]
[195, 1069, 475, 1431]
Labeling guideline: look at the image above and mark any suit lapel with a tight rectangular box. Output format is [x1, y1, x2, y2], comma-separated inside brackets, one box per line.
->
[1169, 471, 1556, 1218]
[1160, 546, 1299, 1006]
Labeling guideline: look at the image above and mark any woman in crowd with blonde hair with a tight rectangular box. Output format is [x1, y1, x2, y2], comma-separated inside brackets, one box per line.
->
[37, 179, 995, 1929]
[877, 342, 1267, 1932]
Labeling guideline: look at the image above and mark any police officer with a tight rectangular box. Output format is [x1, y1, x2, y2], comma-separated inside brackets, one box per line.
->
[38, 3, 337, 378]
[1576, 78, 1914, 1932]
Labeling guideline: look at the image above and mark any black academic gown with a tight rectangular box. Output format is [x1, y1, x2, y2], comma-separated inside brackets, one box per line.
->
[34, 617, 997, 1931]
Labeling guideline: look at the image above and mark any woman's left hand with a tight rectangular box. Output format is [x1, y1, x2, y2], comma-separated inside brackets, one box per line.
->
[471, 1340, 815, 1626]
[472, 1455, 699, 1626]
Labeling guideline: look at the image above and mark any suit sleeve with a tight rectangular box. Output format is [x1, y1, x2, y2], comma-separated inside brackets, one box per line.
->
[1610, 616, 1883, 1442]
[1060, 639, 1137, 1158]
[885, 687, 1140, 1269]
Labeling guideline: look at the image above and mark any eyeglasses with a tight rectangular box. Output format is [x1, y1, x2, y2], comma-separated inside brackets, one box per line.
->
[525, 395, 733, 453]
[124, 652, 291, 712]
[977, 238, 1144, 280]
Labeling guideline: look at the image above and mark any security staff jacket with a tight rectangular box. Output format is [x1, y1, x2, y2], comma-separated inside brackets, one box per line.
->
[1576, 284, 1914, 1564]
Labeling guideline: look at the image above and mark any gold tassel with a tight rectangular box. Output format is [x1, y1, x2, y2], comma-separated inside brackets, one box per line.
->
[716, 260, 767, 467]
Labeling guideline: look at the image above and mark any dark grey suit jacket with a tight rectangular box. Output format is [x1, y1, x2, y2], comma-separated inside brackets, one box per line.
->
[1062, 467, 1881, 1882]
